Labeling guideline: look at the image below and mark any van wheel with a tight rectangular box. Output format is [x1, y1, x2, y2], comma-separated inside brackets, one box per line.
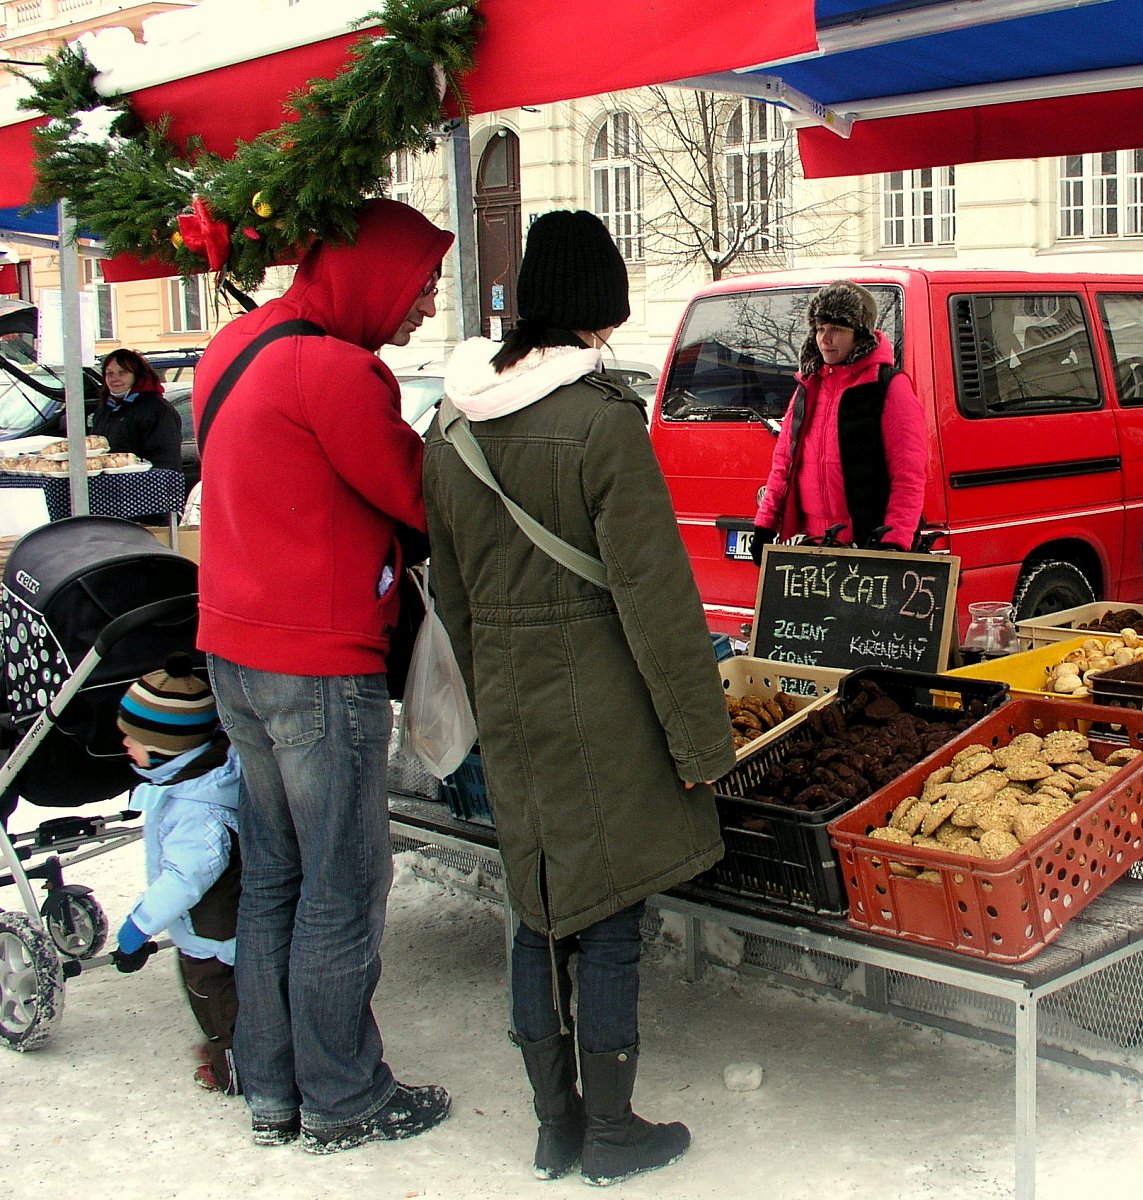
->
[1012, 560, 1095, 622]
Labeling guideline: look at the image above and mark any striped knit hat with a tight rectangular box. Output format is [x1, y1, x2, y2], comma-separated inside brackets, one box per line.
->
[117, 652, 217, 758]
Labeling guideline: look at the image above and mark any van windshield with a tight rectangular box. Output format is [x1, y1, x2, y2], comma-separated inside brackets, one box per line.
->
[660, 285, 903, 422]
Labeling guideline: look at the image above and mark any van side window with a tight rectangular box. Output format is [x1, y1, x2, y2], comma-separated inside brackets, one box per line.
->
[1097, 293, 1143, 406]
[659, 285, 903, 423]
[952, 294, 1100, 417]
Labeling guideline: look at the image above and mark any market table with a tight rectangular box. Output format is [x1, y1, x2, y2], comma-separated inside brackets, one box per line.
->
[0, 468, 186, 548]
[387, 791, 1143, 1200]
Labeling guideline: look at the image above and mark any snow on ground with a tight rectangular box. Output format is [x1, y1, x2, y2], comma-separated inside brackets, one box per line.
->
[4, 794, 1143, 1200]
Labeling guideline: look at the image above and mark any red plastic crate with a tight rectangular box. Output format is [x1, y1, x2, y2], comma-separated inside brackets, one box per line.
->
[827, 698, 1143, 962]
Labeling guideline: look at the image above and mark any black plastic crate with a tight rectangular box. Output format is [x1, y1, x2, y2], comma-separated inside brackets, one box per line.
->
[838, 666, 1009, 721]
[440, 747, 495, 827]
[702, 667, 1009, 914]
[1092, 661, 1143, 712]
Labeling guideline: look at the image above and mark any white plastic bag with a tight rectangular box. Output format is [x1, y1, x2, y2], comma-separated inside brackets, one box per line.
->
[398, 567, 477, 779]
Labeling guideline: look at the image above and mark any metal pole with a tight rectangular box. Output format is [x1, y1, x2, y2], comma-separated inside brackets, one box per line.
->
[446, 120, 480, 341]
[57, 200, 89, 517]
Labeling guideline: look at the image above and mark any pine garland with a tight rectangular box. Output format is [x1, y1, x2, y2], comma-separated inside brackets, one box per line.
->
[18, 0, 484, 290]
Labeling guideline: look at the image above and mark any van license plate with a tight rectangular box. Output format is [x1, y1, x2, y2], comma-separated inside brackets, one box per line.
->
[725, 530, 755, 561]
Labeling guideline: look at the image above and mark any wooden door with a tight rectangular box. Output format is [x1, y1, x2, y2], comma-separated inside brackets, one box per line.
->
[475, 131, 521, 340]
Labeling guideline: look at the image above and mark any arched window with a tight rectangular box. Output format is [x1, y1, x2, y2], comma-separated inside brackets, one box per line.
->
[724, 101, 789, 252]
[592, 112, 643, 261]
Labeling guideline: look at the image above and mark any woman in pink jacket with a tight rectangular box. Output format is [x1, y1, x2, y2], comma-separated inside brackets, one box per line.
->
[751, 279, 927, 562]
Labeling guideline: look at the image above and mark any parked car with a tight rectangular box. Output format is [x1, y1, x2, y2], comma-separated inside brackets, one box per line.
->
[144, 346, 204, 385]
[0, 321, 201, 491]
[649, 266, 1143, 641]
[396, 356, 661, 436]
[396, 363, 446, 437]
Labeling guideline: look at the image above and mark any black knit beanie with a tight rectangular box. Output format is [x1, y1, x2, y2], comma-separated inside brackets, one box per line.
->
[516, 210, 630, 332]
[799, 280, 880, 375]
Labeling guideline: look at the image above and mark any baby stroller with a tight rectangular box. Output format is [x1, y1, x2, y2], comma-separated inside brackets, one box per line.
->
[0, 516, 200, 1049]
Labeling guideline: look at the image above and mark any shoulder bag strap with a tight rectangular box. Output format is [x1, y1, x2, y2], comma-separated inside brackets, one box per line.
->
[438, 397, 609, 590]
[197, 319, 324, 457]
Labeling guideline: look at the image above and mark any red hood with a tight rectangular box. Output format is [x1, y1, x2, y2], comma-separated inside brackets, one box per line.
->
[271, 198, 454, 350]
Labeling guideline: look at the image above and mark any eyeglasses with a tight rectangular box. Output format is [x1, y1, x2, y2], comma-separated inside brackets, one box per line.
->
[419, 274, 440, 299]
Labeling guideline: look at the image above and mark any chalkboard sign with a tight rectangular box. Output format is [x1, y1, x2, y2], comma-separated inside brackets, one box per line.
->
[749, 544, 961, 673]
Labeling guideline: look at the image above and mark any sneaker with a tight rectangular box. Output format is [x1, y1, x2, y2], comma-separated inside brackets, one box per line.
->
[252, 1115, 302, 1147]
[193, 1063, 220, 1092]
[300, 1082, 451, 1155]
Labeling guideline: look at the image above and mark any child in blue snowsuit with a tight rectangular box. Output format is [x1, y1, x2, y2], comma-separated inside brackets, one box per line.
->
[111, 651, 242, 1095]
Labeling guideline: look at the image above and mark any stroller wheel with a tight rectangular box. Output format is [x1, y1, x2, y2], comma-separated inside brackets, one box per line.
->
[0, 911, 65, 1051]
[42, 892, 108, 961]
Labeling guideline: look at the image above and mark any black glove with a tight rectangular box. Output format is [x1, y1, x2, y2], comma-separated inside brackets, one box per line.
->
[111, 941, 159, 974]
[749, 526, 776, 567]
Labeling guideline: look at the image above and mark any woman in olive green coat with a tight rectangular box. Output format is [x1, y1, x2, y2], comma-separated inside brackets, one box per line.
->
[423, 212, 734, 1188]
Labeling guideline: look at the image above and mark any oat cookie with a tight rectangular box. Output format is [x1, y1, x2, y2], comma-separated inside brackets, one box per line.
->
[889, 795, 922, 830]
[1013, 805, 1058, 844]
[898, 800, 932, 836]
[1008, 732, 1045, 755]
[974, 793, 1021, 833]
[951, 751, 995, 782]
[1004, 758, 1053, 782]
[922, 765, 954, 792]
[870, 826, 913, 844]
[888, 860, 920, 878]
[921, 796, 960, 835]
[1107, 747, 1142, 767]
[995, 785, 1038, 806]
[916, 869, 943, 883]
[933, 822, 966, 847]
[978, 829, 1021, 859]
[1042, 729, 1088, 753]
[951, 743, 993, 764]
[949, 803, 979, 828]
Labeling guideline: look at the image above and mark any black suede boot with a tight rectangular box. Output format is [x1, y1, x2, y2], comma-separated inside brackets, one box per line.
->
[579, 1043, 690, 1187]
[513, 1030, 586, 1180]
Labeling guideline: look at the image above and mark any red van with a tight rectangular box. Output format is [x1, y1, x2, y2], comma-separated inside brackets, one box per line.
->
[649, 267, 1143, 640]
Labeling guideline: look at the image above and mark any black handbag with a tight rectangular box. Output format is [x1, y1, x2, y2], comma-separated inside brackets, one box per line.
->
[382, 523, 431, 701]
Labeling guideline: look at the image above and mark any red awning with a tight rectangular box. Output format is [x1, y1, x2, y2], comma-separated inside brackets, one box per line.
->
[797, 84, 1143, 180]
[0, 1, 818, 207]
[0, 263, 17, 294]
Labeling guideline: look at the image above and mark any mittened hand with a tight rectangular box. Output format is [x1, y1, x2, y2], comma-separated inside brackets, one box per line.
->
[111, 941, 158, 973]
[750, 526, 776, 566]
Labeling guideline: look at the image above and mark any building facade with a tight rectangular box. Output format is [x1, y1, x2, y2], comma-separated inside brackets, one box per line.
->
[3, 0, 1143, 375]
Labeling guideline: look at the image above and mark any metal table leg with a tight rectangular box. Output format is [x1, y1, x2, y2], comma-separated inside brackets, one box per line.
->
[1014, 990, 1038, 1200]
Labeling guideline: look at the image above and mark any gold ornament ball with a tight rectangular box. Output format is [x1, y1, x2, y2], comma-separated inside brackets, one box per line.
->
[251, 192, 274, 218]
[171, 231, 185, 250]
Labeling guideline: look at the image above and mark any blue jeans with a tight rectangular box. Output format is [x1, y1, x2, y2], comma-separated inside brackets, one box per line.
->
[511, 902, 645, 1053]
[207, 656, 396, 1131]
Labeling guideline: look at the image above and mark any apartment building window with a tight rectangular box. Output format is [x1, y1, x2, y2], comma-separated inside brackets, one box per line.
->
[725, 100, 789, 252]
[1059, 150, 1143, 239]
[592, 111, 644, 261]
[882, 167, 956, 248]
[81, 257, 115, 340]
[390, 148, 414, 202]
[167, 275, 207, 335]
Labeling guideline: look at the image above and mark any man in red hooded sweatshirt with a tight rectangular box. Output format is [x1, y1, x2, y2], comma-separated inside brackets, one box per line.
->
[192, 198, 455, 1155]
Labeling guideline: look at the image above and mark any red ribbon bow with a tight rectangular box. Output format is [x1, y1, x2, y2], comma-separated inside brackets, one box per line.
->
[177, 197, 231, 272]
